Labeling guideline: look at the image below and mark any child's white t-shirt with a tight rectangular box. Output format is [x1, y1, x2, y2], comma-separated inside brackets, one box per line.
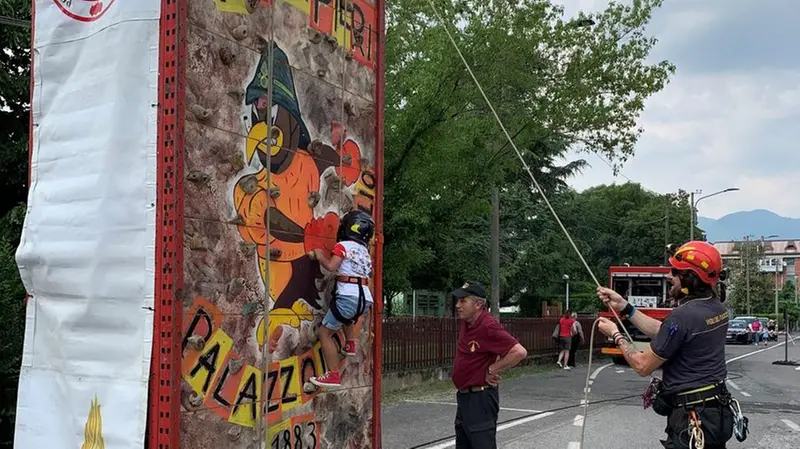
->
[331, 240, 373, 303]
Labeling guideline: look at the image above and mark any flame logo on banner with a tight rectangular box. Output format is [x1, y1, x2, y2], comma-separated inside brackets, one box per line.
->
[80, 396, 105, 449]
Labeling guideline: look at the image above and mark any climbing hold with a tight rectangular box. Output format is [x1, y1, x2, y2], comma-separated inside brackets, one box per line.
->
[268, 186, 280, 199]
[188, 235, 209, 251]
[269, 248, 282, 259]
[219, 47, 236, 65]
[307, 191, 321, 207]
[342, 154, 353, 165]
[309, 30, 323, 44]
[188, 391, 203, 408]
[186, 170, 210, 184]
[227, 426, 242, 441]
[344, 101, 356, 117]
[228, 358, 244, 374]
[308, 140, 323, 155]
[325, 34, 337, 45]
[230, 151, 245, 171]
[317, 69, 327, 78]
[189, 104, 212, 121]
[353, 31, 364, 46]
[227, 278, 245, 297]
[238, 242, 256, 257]
[229, 214, 245, 226]
[227, 87, 245, 101]
[239, 174, 258, 194]
[345, 52, 354, 61]
[231, 25, 248, 41]
[187, 335, 205, 350]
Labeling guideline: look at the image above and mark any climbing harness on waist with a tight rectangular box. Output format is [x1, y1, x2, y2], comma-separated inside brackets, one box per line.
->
[328, 276, 368, 326]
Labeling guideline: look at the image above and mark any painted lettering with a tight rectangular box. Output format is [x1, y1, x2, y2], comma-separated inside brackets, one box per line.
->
[185, 329, 233, 397]
[228, 364, 263, 427]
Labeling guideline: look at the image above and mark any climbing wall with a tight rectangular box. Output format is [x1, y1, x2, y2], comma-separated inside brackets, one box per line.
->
[175, 1, 384, 449]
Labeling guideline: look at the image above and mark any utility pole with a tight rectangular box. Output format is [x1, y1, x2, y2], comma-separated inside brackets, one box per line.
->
[664, 204, 670, 265]
[745, 236, 751, 315]
[491, 188, 500, 319]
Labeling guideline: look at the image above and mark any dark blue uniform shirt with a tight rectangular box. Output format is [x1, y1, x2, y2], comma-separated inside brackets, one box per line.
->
[650, 296, 729, 394]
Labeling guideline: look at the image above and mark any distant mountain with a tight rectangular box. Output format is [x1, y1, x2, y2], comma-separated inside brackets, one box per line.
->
[698, 210, 800, 242]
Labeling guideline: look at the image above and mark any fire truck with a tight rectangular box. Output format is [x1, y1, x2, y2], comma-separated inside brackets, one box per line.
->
[600, 265, 674, 364]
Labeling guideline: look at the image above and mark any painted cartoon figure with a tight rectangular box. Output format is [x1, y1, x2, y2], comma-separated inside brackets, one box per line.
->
[232, 43, 365, 355]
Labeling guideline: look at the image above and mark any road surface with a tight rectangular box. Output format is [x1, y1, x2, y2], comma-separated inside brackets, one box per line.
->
[381, 336, 800, 449]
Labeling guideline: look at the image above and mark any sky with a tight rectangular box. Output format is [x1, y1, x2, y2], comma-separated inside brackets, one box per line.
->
[557, 0, 800, 219]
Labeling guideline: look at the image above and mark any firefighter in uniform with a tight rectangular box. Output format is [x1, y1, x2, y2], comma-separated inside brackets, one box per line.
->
[596, 241, 738, 449]
[449, 281, 528, 449]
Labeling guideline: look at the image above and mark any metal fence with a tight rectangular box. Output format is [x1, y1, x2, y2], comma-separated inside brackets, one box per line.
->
[382, 316, 597, 373]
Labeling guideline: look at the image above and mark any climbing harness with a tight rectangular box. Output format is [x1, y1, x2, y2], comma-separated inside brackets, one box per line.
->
[329, 276, 368, 326]
[687, 410, 705, 449]
[729, 397, 749, 442]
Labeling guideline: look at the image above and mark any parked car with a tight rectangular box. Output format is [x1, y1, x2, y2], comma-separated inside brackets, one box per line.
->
[726, 319, 753, 344]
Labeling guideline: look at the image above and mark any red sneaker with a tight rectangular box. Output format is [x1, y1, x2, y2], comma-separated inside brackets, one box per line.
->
[343, 340, 356, 356]
[310, 371, 341, 388]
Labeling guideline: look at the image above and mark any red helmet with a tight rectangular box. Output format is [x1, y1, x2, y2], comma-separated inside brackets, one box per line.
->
[668, 241, 723, 285]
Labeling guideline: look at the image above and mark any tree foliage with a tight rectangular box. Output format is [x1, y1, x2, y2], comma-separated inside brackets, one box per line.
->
[382, 0, 675, 311]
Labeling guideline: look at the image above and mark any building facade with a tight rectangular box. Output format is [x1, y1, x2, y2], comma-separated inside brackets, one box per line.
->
[713, 240, 799, 296]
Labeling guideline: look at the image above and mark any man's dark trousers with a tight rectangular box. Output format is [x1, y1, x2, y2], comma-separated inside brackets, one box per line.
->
[568, 334, 580, 367]
[455, 387, 499, 449]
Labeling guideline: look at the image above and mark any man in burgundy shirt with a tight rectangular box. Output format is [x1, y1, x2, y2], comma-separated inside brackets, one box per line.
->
[450, 281, 528, 449]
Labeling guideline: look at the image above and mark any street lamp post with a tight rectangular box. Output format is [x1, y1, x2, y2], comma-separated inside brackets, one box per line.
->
[775, 257, 786, 318]
[690, 188, 740, 241]
[564, 274, 570, 311]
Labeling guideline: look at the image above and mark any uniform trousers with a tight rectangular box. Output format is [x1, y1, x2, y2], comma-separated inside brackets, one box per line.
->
[454, 387, 499, 449]
[660, 399, 734, 449]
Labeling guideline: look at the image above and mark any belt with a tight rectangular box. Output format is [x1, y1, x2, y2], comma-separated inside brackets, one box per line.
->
[457, 385, 494, 393]
[670, 383, 727, 408]
[336, 276, 368, 284]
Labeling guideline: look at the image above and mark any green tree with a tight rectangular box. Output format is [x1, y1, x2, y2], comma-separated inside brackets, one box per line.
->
[0, 1, 32, 446]
[383, 0, 675, 309]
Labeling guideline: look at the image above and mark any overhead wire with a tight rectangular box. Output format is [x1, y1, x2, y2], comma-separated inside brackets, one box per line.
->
[421, 2, 641, 448]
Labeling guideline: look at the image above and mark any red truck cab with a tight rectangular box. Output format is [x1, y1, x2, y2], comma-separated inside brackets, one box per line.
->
[600, 265, 674, 364]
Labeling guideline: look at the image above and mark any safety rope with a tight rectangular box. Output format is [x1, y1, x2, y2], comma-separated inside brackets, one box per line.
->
[423, 2, 636, 447]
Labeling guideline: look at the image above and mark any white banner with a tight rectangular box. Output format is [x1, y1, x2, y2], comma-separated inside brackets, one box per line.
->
[14, 1, 161, 449]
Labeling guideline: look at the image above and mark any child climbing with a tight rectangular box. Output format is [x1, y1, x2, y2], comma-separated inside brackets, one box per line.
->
[308, 209, 375, 388]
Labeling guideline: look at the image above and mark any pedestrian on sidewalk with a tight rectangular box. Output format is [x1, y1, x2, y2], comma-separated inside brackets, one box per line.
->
[595, 241, 735, 449]
[567, 311, 584, 368]
[556, 309, 575, 370]
[450, 281, 528, 449]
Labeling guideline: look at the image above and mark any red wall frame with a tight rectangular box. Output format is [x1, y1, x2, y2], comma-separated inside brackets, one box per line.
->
[149, 1, 186, 449]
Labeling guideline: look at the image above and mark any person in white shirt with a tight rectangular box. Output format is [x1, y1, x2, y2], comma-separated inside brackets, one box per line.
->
[308, 209, 375, 388]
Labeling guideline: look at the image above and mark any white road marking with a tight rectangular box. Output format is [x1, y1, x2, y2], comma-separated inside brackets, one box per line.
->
[423, 412, 556, 449]
[573, 415, 584, 427]
[795, 365, 800, 371]
[726, 336, 798, 364]
[590, 362, 613, 380]
[402, 399, 541, 413]
[726, 380, 741, 390]
[615, 369, 625, 374]
[782, 419, 800, 432]
[567, 442, 581, 449]
[740, 392, 751, 397]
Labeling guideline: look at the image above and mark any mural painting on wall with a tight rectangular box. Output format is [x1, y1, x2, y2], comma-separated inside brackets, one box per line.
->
[181, 1, 378, 447]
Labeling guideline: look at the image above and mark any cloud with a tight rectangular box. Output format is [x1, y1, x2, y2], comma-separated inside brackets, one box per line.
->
[557, 0, 800, 219]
